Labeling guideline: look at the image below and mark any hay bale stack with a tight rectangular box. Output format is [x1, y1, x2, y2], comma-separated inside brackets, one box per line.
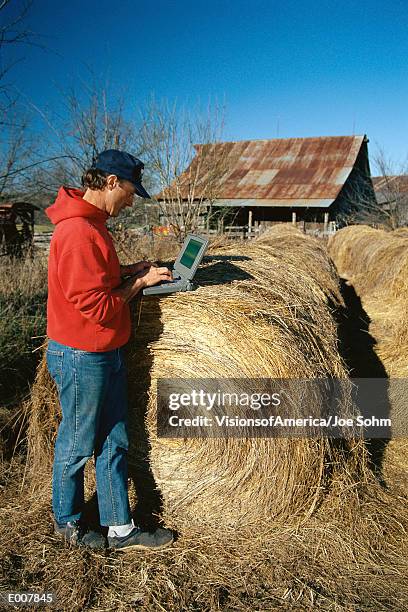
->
[256, 225, 341, 302]
[328, 226, 408, 485]
[328, 225, 408, 360]
[328, 224, 408, 369]
[328, 225, 408, 300]
[27, 228, 366, 532]
[327, 225, 377, 283]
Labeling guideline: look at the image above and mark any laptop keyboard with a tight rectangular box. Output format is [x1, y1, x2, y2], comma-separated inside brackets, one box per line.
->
[159, 276, 181, 286]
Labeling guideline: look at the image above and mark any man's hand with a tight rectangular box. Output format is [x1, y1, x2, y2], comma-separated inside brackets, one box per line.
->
[120, 261, 157, 277]
[113, 266, 172, 303]
[138, 266, 173, 288]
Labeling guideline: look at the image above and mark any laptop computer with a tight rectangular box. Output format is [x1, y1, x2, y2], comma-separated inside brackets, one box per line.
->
[142, 233, 209, 296]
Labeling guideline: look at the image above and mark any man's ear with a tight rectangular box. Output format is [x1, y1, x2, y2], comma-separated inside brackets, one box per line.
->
[106, 174, 119, 190]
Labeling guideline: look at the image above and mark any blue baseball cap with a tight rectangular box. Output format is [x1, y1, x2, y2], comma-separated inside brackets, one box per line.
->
[94, 149, 151, 199]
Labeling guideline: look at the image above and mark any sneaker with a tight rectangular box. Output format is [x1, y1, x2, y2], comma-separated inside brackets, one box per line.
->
[108, 526, 173, 551]
[54, 519, 107, 550]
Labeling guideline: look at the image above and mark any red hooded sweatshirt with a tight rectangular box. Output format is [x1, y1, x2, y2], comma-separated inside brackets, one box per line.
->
[46, 187, 130, 351]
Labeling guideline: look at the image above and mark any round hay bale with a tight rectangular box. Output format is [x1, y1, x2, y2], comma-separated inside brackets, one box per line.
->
[328, 225, 408, 299]
[27, 231, 367, 534]
[125, 236, 366, 530]
[328, 224, 408, 362]
[256, 223, 302, 241]
[328, 224, 408, 352]
[256, 225, 342, 303]
[328, 225, 408, 486]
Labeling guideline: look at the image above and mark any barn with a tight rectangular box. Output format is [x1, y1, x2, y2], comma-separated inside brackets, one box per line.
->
[372, 174, 408, 226]
[156, 134, 376, 234]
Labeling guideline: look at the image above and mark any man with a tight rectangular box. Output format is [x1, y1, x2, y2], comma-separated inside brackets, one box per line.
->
[45, 149, 173, 551]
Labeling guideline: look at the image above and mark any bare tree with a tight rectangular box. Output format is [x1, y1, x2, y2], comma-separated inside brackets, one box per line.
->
[0, 109, 31, 198]
[369, 148, 408, 228]
[138, 99, 232, 240]
[371, 176, 408, 229]
[29, 79, 142, 195]
[0, 0, 36, 117]
[345, 148, 408, 229]
[0, 1, 41, 204]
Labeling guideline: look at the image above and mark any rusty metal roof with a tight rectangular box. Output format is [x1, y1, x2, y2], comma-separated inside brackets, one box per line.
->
[156, 135, 367, 208]
[372, 175, 408, 205]
[372, 175, 408, 192]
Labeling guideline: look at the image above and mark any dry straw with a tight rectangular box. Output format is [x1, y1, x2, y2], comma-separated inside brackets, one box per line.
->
[328, 224, 408, 300]
[3, 226, 408, 609]
[328, 224, 408, 489]
[327, 224, 408, 372]
[328, 224, 408, 370]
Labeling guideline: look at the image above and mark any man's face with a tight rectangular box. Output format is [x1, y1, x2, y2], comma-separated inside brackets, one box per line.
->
[105, 176, 136, 217]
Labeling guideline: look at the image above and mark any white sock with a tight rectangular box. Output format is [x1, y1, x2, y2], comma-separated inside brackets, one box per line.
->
[108, 519, 136, 538]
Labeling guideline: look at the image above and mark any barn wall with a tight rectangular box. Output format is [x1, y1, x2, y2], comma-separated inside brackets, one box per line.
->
[330, 140, 377, 223]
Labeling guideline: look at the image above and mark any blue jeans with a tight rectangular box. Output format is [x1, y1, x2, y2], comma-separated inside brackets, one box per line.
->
[46, 339, 132, 526]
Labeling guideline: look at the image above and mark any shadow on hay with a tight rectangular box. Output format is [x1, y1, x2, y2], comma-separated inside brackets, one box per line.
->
[336, 278, 390, 481]
[156, 254, 255, 288]
[197, 260, 254, 285]
[203, 255, 252, 262]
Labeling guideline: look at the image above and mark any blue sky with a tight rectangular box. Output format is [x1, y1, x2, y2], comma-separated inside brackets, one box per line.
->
[3, 0, 408, 172]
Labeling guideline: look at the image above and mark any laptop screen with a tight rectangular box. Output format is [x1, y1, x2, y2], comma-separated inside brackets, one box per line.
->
[179, 238, 204, 269]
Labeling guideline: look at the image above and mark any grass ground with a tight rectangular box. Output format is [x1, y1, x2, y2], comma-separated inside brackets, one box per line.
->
[33, 224, 53, 234]
[15, 224, 53, 233]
